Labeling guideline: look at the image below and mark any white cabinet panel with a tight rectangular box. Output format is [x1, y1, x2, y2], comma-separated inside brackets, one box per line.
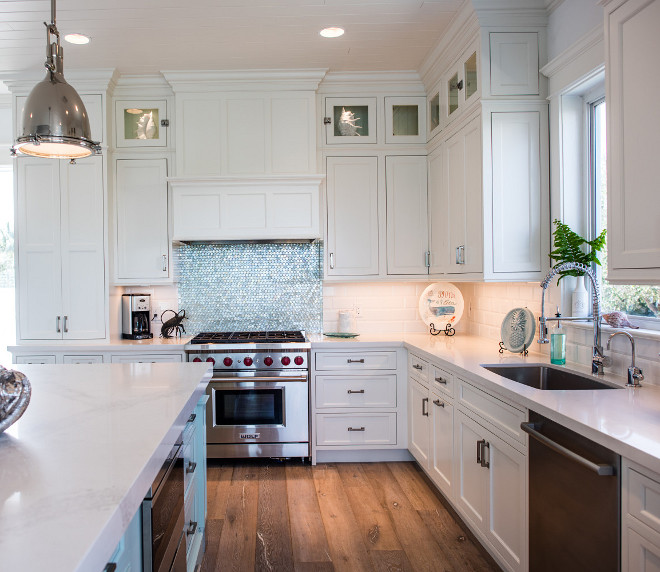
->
[627, 527, 660, 572]
[60, 157, 105, 340]
[271, 97, 313, 173]
[14, 355, 56, 364]
[226, 98, 266, 174]
[386, 155, 428, 275]
[17, 159, 62, 340]
[178, 98, 223, 176]
[326, 156, 379, 276]
[63, 355, 104, 364]
[491, 111, 542, 274]
[316, 413, 397, 445]
[606, 0, 660, 281]
[115, 159, 169, 282]
[446, 115, 483, 274]
[316, 351, 397, 371]
[428, 147, 449, 274]
[430, 394, 454, 498]
[315, 374, 397, 408]
[489, 33, 539, 96]
[408, 378, 430, 469]
[455, 410, 487, 529]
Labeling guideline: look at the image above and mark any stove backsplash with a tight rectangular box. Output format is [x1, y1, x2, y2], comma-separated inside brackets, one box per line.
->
[175, 242, 323, 334]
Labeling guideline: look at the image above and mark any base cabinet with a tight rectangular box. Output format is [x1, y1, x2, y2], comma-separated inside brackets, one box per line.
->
[408, 377, 430, 468]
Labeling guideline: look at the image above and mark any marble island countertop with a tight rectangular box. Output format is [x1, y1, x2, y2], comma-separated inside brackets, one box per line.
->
[0, 362, 212, 572]
[311, 332, 660, 475]
[7, 335, 193, 353]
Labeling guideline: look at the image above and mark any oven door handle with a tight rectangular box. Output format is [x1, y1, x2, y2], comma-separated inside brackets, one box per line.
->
[210, 375, 308, 383]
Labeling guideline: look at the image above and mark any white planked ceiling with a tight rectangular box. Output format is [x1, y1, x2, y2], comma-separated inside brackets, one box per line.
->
[0, 0, 465, 76]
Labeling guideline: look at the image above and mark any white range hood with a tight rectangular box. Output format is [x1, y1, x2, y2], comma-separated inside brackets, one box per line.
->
[169, 175, 324, 242]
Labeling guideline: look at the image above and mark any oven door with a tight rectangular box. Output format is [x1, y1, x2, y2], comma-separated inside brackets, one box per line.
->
[206, 372, 308, 446]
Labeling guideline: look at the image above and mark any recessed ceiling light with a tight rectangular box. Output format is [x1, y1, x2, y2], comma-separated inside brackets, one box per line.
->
[64, 33, 90, 45]
[320, 27, 345, 38]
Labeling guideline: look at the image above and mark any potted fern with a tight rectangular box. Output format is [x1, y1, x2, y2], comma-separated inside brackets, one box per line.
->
[549, 219, 607, 317]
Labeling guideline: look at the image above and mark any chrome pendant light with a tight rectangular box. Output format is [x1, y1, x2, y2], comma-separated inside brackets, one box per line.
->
[12, 0, 100, 159]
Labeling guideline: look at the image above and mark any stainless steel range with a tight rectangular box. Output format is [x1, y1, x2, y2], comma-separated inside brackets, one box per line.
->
[185, 331, 310, 459]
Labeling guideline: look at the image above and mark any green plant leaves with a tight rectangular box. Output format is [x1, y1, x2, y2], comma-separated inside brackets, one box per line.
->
[548, 219, 606, 283]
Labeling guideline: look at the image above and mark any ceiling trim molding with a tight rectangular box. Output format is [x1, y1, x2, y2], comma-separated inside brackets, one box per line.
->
[162, 69, 328, 92]
[0, 68, 118, 95]
[545, 0, 565, 15]
[318, 71, 425, 94]
[541, 25, 603, 79]
[112, 74, 174, 98]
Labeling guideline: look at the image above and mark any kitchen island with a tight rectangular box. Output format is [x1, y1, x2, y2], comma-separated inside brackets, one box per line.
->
[0, 361, 212, 572]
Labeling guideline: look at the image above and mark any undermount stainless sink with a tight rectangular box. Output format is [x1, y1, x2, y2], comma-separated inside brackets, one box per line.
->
[481, 364, 620, 391]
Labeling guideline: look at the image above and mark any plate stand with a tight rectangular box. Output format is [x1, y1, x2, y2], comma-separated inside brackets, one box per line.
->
[430, 323, 455, 336]
[499, 341, 528, 356]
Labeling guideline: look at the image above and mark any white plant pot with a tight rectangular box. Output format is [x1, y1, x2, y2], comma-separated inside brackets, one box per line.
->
[571, 275, 589, 318]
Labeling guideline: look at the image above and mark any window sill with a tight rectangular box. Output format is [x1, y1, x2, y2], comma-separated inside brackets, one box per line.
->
[564, 320, 660, 343]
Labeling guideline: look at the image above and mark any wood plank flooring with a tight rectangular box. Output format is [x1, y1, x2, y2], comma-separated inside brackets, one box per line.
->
[200, 460, 501, 572]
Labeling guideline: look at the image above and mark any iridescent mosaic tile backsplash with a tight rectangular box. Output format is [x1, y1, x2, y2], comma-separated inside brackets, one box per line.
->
[175, 243, 323, 334]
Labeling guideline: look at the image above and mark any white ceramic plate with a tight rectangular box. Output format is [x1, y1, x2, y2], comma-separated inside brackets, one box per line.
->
[418, 283, 464, 330]
[500, 307, 536, 353]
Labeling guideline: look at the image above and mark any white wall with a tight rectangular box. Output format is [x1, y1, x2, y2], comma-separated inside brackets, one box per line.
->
[547, 0, 603, 61]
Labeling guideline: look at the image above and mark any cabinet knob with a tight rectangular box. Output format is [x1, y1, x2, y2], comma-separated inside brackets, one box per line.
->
[435, 376, 447, 384]
[186, 460, 197, 474]
[188, 413, 197, 423]
[433, 399, 445, 408]
[186, 521, 198, 536]
[412, 364, 423, 370]
[457, 79, 464, 90]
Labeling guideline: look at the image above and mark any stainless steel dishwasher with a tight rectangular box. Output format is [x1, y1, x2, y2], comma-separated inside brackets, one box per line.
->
[521, 411, 620, 572]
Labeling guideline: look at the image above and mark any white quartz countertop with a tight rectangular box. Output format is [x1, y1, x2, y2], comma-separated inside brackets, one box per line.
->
[0, 362, 212, 572]
[311, 332, 660, 475]
[7, 335, 193, 352]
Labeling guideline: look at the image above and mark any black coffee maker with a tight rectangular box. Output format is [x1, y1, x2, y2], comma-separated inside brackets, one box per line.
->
[121, 294, 153, 340]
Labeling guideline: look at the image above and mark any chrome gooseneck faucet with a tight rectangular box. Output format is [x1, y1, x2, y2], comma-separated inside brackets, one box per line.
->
[607, 331, 644, 387]
[539, 262, 608, 374]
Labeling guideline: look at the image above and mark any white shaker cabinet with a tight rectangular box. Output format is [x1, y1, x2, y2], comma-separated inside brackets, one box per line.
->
[16, 157, 106, 341]
[605, 0, 660, 283]
[445, 114, 483, 275]
[408, 376, 431, 469]
[114, 159, 170, 283]
[325, 156, 379, 277]
[386, 155, 429, 275]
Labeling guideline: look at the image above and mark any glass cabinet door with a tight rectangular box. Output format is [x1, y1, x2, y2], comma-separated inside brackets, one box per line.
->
[429, 92, 440, 135]
[115, 100, 168, 147]
[464, 52, 478, 100]
[325, 97, 377, 144]
[385, 96, 426, 143]
[448, 72, 460, 116]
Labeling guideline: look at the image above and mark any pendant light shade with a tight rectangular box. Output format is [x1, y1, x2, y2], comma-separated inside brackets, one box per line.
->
[13, 0, 100, 159]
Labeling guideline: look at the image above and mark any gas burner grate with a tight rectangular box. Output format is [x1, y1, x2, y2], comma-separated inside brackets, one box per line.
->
[189, 330, 306, 344]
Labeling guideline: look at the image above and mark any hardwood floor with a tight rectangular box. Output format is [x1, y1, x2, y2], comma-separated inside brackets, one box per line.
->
[200, 460, 501, 572]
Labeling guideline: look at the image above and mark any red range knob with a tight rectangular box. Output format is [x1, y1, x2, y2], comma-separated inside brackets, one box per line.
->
[223, 357, 233, 367]
[294, 356, 304, 366]
[206, 357, 215, 365]
[281, 356, 291, 366]
[193, 357, 202, 362]
[264, 357, 274, 366]
[243, 357, 253, 366]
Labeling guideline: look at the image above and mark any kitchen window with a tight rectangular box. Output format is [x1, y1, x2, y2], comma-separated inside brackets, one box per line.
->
[590, 98, 660, 329]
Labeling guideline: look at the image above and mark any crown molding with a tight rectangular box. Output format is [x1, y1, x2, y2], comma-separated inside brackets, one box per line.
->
[0, 68, 117, 95]
[317, 71, 425, 94]
[112, 74, 174, 98]
[541, 25, 603, 79]
[162, 69, 328, 93]
[545, 0, 565, 15]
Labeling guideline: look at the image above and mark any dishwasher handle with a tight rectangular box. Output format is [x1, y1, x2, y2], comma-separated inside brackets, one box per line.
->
[521, 421, 615, 476]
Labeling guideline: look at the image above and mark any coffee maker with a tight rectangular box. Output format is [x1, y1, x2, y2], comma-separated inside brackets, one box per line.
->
[122, 294, 153, 340]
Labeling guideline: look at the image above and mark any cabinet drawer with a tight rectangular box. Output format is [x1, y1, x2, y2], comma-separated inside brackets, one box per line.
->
[110, 353, 183, 363]
[315, 351, 397, 371]
[627, 467, 660, 534]
[458, 379, 526, 445]
[431, 364, 454, 398]
[408, 354, 429, 384]
[15, 355, 56, 364]
[316, 375, 397, 408]
[63, 354, 104, 364]
[182, 438, 196, 495]
[316, 413, 397, 446]
[184, 481, 196, 556]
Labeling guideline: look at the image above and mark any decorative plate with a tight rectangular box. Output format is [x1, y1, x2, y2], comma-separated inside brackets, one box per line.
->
[324, 332, 359, 338]
[418, 283, 464, 330]
[500, 308, 536, 353]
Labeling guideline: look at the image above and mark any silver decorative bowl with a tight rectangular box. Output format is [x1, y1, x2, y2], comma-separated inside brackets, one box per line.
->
[0, 366, 31, 434]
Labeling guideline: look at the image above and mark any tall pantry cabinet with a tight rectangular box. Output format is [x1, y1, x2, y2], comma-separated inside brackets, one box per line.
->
[16, 157, 106, 340]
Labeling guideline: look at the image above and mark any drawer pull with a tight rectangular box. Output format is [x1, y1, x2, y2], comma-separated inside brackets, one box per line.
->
[186, 461, 197, 474]
[188, 413, 196, 423]
[348, 426, 366, 432]
[412, 364, 423, 370]
[433, 399, 445, 408]
[435, 376, 447, 384]
[422, 397, 429, 417]
[187, 521, 198, 536]
[347, 358, 365, 364]
[347, 389, 365, 394]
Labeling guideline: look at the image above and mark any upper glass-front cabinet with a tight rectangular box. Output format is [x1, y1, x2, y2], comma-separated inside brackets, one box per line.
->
[464, 52, 478, 99]
[385, 96, 426, 144]
[115, 100, 168, 148]
[444, 45, 479, 125]
[325, 97, 377, 144]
